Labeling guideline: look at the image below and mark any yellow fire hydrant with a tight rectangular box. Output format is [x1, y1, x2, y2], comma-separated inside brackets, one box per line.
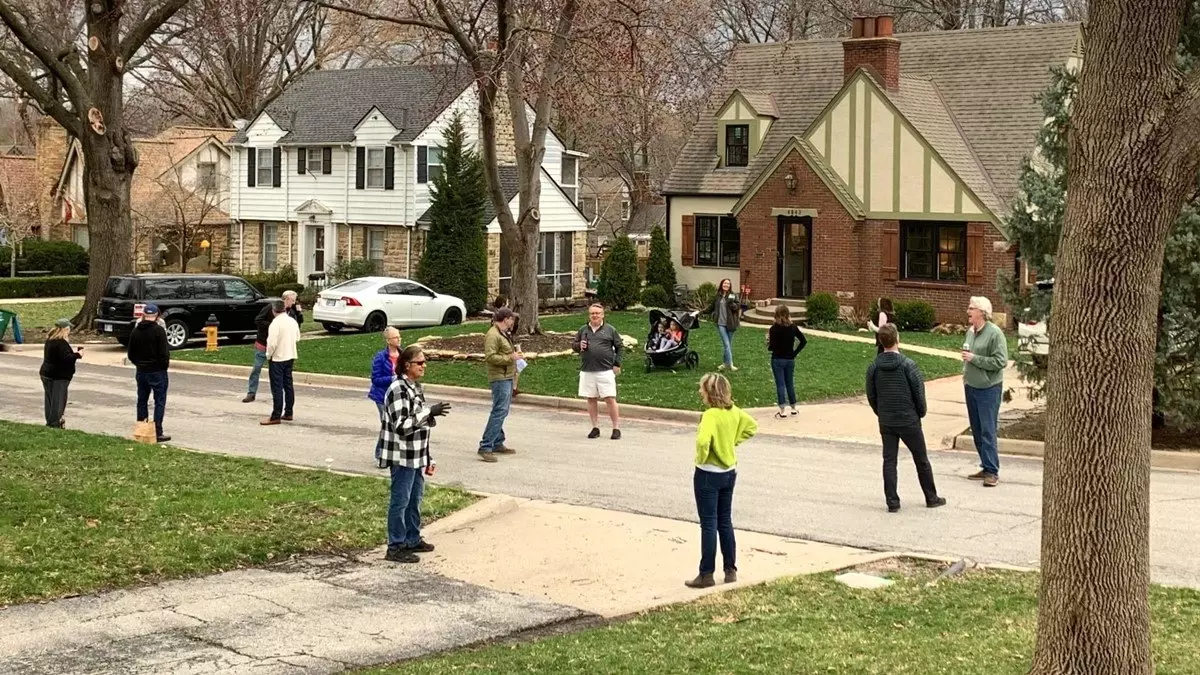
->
[203, 313, 219, 352]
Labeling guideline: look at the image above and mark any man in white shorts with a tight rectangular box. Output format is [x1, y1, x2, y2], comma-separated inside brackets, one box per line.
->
[571, 303, 623, 439]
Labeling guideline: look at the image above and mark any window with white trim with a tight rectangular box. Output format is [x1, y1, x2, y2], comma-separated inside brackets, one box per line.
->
[498, 232, 574, 299]
[256, 148, 273, 187]
[197, 162, 217, 190]
[367, 228, 385, 264]
[305, 147, 323, 174]
[561, 156, 578, 203]
[620, 199, 631, 222]
[262, 224, 279, 271]
[426, 146, 443, 183]
[366, 148, 386, 188]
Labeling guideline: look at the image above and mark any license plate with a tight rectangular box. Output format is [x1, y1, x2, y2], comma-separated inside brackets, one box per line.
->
[104, 324, 113, 333]
[325, 298, 337, 306]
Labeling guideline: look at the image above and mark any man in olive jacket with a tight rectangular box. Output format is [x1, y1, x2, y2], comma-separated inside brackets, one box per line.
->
[866, 325, 945, 513]
[477, 308, 521, 462]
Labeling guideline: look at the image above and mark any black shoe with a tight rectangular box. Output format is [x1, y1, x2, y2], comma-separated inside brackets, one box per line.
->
[242, 394, 255, 403]
[156, 435, 171, 443]
[408, 540, 435, 553]
[887, 504, 901, 513]
[611, 429, 621, 440]
[926, 497, 948, 508]
[685, 574, 716, 588]
[384, 546, 419, 563]
[588, 427, 601, 439]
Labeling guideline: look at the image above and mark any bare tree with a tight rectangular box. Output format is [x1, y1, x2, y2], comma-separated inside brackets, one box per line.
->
[133, 150, 228, 272]
[133, 0, 379, 128]
[0, 155, 37, 275]
[0, 0, 189, 327]
[1031, 0, 1200, 671]
[313, 0, 582, 334]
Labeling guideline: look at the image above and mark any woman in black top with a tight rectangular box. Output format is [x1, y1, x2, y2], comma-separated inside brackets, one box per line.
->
[868, 297, 896, 354]
[39, 319, 82, 428]
[766, 304, 806, 418]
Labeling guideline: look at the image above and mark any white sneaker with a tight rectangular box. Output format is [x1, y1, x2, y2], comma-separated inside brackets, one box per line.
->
[717, 364, 726, 371]
[730, 365, 739, 372]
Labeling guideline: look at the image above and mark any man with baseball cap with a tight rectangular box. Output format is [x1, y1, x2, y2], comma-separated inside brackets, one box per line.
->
[127, 303, 172, 442]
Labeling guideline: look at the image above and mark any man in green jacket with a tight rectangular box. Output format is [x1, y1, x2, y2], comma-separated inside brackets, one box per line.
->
[962, 296, 1009, 487]
[477, 308, 521, 463]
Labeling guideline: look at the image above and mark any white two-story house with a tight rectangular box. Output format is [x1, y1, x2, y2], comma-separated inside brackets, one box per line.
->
[227, 65, 590, 300]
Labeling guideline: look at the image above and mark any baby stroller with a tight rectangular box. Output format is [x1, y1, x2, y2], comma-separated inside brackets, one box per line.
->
[644, 309, 700, 372]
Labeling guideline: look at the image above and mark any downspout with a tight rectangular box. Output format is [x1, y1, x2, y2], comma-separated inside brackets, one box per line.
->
[404, 144, 411, 276]
[344, 143, 351, 267]
[236, 146, 244, 269]
[284, 147, 293, 268]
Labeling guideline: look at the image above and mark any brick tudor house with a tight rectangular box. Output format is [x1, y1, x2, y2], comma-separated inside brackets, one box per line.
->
[664, 18, 1083, 324]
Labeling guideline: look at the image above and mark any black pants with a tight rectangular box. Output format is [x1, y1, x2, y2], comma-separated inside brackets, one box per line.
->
[269, 359, 295, 420]
[41, 376, 70, 427]
[881, 423, 939, 508]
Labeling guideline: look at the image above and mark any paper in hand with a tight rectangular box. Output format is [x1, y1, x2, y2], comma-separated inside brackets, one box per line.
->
[516, 358, 528, 373]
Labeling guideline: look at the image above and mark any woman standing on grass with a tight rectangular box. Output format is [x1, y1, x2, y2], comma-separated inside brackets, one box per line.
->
[705, 278, 741, 372]
[379, 344, 451, 563]
[868, 297, 895, 354]
[368, 327, 403, 461]
[686, 373, 758, 589]
[767, 305, 807, 418]
[40, 319, 82, 429]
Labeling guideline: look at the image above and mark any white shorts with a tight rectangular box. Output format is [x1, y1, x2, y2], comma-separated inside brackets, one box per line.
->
[578, 370, 617, 399]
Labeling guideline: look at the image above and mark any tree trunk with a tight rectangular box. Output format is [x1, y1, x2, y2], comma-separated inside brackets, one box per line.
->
[72, 6, 137, 330]
[1031, 2, 1198, 672]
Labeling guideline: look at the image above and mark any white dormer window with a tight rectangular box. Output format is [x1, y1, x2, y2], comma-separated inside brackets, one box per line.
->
[561, 155, 578, 203]
[306, 147, 323, 174]
[366, 148, 386, 188]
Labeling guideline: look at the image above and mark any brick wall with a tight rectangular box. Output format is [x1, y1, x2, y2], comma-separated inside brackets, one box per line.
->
[842, 39, 900, 91]
[35, 119, 69, 239]
[572, 230, 587, 298]
[737, 148, 1013, 324]
[486, 232, 501, 298]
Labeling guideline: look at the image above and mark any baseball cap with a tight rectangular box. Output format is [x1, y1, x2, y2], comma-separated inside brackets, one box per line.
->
[143, 303, 160, 315]
[54, 318, 72, 328]
[493, 307, 515, 322]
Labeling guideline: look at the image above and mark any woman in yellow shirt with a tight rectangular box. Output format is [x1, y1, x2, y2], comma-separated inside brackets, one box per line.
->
[687, 373, 758, 588]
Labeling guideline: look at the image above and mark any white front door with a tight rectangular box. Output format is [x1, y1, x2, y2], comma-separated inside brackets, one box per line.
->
[308, 225, 326, 276]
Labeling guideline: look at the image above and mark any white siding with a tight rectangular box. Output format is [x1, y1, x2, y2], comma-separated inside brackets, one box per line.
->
[485, 170, 588, 233]
[412, 88, 479, 222]
[288, 146, 353, 223]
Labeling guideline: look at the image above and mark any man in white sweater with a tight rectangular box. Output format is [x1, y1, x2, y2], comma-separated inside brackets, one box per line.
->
[262, 300, 301, 425]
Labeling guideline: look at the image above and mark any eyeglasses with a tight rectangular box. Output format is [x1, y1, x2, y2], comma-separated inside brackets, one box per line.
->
[410, 360, 427, 366]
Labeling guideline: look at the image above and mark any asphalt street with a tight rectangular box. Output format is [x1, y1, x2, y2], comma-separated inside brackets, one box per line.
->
[3, 353, 1199, 588]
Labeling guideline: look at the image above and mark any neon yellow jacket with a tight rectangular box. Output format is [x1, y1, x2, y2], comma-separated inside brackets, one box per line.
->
[695, 405, 758, 469]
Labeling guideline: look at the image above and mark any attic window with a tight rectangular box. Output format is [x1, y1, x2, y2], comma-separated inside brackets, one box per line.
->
[197, 162, 217, 190]
[725, 125, 749, 167]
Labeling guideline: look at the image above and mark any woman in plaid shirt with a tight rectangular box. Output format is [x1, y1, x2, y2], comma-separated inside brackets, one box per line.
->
[379, 344, 451, 563]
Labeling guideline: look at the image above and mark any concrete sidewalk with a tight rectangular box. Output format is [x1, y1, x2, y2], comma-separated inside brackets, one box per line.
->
[0, 495, 883, 674]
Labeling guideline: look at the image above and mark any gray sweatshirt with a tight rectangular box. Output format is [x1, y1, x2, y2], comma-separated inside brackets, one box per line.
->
[571, 322, 623, 372]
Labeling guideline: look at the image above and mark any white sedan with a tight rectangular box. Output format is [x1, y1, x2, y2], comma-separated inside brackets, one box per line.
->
[312, 277, 466, 333]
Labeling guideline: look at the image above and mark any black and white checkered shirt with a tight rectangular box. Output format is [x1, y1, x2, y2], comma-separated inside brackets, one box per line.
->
[378, 376, 433, 469]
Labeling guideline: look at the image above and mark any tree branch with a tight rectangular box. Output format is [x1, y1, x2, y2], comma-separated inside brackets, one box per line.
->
[307, 0, 455, 37]
[0, 51, 81, 136]
[120, 0, 190, 64]
[0, 0, 86, 103]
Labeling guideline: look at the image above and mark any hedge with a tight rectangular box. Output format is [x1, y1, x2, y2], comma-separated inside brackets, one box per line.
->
[0, 240, 89, 276]
[805, 292, 840, 325]
[895, 300, 937, 331]
[0, 275, 89, 299]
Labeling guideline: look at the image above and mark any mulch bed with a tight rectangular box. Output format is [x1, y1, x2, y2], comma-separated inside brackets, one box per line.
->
[418, 332, 575, 357]
[1000, 409, 1199, 451]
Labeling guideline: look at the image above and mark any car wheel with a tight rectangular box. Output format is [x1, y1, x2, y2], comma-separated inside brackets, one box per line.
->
[441, 308, 463, 325]
[164, 319, 190, 350]
[362, 312, 388, 333]
[321, 322, 343, 334]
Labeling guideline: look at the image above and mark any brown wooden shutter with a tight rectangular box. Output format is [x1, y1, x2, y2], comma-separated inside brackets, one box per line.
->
[881, 224, 899, 281]
[681, 215, 695, 266]
[966, 222, 985, 285]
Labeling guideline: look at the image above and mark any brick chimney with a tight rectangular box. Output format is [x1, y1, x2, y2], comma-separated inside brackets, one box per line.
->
[843, 15, 900, 91]
[34, 117, 70, 240]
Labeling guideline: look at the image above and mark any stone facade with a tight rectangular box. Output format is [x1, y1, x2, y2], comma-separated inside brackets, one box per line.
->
[34, 119, 69, 240]
[486, 230, 588, 303]
[733, 148, 1013, 323]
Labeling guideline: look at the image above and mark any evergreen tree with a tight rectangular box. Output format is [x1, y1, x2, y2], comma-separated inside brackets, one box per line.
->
[1001, 64, 1200, 431]
[644, 225, 676, 303]
[597, 235, 641, 310]
[416, 112, 489, 313]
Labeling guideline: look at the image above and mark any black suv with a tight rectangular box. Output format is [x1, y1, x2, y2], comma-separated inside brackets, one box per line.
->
[95, 274, 273, 349]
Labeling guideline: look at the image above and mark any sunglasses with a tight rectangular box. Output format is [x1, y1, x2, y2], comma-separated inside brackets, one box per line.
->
[410, 360, 427, 365]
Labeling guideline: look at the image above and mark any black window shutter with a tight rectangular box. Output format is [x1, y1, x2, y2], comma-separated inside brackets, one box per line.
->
[271, 148, 282, 187]
[355, 147, 366, 190]
[417, 146, 428, 184]
[297, 148, 306, 174]
[384, 147, 395, 190]
[247, 150, 256, 187]
[322, 147, 332, 174]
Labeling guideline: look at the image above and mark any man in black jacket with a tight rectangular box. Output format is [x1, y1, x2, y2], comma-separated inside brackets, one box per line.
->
[865, 324, 945, 512]
[244, 291, 302, 402]
[127, 304, 171, 442]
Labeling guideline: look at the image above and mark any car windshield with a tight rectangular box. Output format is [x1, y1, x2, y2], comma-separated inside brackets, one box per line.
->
[327, 280, 372, 293]
[104, 278, 138, 299]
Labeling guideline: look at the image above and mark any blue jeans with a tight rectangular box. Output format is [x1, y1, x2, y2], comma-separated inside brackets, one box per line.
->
[247, 346, 268, 395]
[717, 325, 734, 367]
[479, 378, 513, 452]
[375, 401, 386, 460]
[966, 384, 1002, 475]
[135, 370, 168, 437]
[771, 358, 796, 407]
[387, 465, 425, 547]
[694, 468, 737, 575]
[268, 359, 295, 420]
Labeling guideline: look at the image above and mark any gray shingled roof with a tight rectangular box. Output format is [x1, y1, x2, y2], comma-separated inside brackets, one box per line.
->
[416, 166, 520, 225]
[663, 22, 1080, 210]
[230, 66, 473, 145]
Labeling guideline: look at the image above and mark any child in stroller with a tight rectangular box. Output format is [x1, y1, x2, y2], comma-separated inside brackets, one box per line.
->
[644, 309, 700, 371]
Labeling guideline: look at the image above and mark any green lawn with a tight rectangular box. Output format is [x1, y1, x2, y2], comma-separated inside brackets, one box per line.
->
[0, 421, 475, 606]
[175, 312, 964, 410]
[821, 324, 1020, 354]
[375, 566, 1200, 675]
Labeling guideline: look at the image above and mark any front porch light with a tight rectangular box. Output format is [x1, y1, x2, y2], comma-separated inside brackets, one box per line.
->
[784, 166, 797, 193]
